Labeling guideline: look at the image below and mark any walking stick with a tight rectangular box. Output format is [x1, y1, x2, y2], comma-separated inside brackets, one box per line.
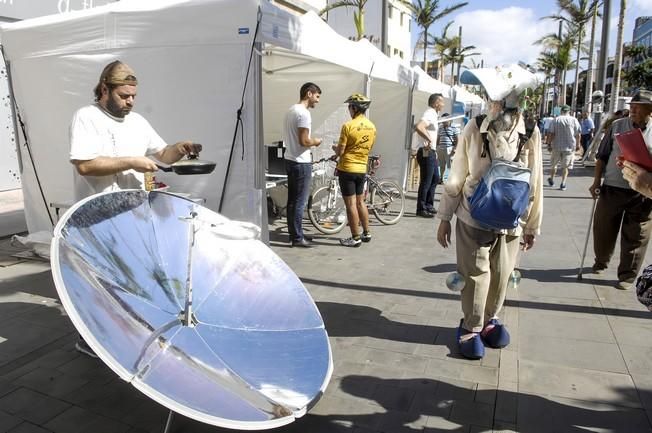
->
[577, 188, 601, 281]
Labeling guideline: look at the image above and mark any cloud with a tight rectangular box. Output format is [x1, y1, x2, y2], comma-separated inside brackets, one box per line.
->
[632, 0, 652, 14]
[452, 7, 558, 68]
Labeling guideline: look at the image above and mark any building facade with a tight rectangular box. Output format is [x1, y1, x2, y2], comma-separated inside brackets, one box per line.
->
[321, 0, 412, 61]
[0, 0, 117, 22]
[633, 16, 652, 53]
[271, 0, 325, 15]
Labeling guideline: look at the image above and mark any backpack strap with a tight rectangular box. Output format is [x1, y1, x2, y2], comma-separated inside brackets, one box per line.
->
[475, 114, 491, 160]
[514, 121, 535, 162]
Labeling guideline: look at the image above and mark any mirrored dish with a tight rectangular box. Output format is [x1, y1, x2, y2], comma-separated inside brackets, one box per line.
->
[50, 190, 332, 430]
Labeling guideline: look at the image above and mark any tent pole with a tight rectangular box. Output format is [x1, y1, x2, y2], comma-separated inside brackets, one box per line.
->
[403, 79, 417, 190]
[162, 410, 174, 433]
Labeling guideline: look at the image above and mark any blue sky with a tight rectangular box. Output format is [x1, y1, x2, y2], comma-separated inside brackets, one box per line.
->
[412, 0, 652, 69]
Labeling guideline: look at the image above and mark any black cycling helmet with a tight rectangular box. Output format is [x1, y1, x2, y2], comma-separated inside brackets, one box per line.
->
[344, 93, 372, 110]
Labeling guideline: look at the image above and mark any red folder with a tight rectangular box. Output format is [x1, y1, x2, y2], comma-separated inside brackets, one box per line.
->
[615, 129, 652, 172]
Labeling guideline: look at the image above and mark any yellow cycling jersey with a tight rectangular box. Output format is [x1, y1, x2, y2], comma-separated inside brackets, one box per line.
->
[336, 114, 376, 174]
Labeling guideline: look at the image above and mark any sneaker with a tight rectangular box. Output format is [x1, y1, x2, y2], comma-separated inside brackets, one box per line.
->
[560, 183, 567, 191]
[416, 210, 435, 218]
[547, 177, 554, 187]
[592, 262, 607, 274]
[480, 318, 510, 349]
[340, 237, 362, 247]
[360, 232, 372, 243]
[616, 280, 634, 290]
[456, 319, 484, 360]
[75, 337, 98, 359]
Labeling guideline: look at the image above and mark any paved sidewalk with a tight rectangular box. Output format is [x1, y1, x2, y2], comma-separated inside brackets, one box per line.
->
[0, 155, 651, 432]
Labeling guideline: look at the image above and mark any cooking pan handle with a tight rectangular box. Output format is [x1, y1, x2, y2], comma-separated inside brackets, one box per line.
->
[156, 164, 173, 172]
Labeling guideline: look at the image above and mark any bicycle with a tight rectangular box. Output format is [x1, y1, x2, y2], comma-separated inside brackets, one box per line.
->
[307, 155, 405, 234]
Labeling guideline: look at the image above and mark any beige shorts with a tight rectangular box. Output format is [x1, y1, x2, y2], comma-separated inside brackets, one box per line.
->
[550, 149, 574, 169]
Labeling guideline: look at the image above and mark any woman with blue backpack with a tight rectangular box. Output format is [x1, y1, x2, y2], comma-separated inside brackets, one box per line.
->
[435, 65, 544, 360]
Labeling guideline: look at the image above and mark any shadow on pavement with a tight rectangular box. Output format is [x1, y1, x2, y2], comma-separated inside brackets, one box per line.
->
[317, 301, 456, 351]
[302, 277, 651, 320]
[281, 375, 649, 433]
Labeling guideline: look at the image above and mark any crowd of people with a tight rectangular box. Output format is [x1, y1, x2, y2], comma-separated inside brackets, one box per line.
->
[68, 60, 652, 362]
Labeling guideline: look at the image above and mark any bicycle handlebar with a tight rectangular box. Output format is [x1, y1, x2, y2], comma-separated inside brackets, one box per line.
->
[312, 155, 338, 164]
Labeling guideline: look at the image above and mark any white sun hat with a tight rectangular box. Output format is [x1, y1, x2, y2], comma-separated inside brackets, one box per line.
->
[460, 64, 540, 108]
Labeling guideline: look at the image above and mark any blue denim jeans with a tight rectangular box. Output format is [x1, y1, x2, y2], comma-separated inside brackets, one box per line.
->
[285, 160, 312, 242]
[416, 147, 439, 212]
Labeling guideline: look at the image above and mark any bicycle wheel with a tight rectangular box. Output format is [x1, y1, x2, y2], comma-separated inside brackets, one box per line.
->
[370, 180, 405, 225]
[307, 185, 348, 234]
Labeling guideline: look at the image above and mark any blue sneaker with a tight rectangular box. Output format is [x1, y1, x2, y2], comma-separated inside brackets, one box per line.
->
[457, 319, 484, 360]
[480, 319, 510, 349]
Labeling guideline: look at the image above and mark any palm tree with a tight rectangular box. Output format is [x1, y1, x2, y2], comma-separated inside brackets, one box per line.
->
[544, 0, 600, 112]
[537, 51, 558, 116]
[609, 0, 626, 112]
[431, 21, 458, 79]
[320, 0, 370, 41]
[444, 42, 480, 85]
[622, 44, 652, 90]
[584, 3, 601, 112]
[398, 0, 468, 76]
[535, 28, 576, 107]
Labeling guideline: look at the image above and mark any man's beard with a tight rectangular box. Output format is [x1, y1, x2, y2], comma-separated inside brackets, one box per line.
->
[106, 99, 131, 118]
[488, 109, 517, 133]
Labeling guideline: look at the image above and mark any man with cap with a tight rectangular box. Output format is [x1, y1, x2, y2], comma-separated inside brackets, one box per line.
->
[70, 60, 201, 202]
[589, 89, 652, 290]
[546, 105, 581, 191]
[69, 60, 200, 357]
[436, 65, 543, 360]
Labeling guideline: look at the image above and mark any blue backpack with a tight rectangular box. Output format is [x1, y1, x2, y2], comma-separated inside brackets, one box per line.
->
[468, 115, 532, 231]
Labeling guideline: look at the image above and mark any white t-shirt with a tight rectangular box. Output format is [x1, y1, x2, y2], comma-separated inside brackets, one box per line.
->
[69, 104, 167, 201]
[283, 103, 312, 163]
[417, 107, 439, 148]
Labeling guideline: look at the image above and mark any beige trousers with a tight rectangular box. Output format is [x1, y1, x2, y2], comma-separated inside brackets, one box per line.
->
[456, 219, 520, 332]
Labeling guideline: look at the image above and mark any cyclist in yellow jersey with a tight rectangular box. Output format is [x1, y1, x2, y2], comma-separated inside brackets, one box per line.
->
[332, 93, 376, 247]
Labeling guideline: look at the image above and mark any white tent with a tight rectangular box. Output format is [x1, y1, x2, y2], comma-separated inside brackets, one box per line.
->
[1, 0, 418, 235]
[262, 11, 413, 184]
[2, 0, 266, 233]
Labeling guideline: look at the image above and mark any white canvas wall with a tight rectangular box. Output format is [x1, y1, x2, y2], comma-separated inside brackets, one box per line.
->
[1, 0, 263, 232]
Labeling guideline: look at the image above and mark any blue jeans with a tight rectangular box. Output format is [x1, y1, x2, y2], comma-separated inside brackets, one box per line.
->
[285, 160, 312, 242]
[416, 147, 439, 212]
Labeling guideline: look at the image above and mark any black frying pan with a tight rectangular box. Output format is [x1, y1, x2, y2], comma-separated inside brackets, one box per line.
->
[157, 155, 216, 175]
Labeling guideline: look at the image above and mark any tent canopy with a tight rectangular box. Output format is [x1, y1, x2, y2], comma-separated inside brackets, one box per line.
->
[1, 0, 484, 233]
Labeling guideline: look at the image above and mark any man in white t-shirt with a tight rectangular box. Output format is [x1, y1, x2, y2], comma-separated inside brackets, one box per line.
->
[70, 60, 201, 201]
[414, 93, 445, 217]
[68, 60, 200, 358]
[547, 105, 581, 190]
[282, 82, 323, 248]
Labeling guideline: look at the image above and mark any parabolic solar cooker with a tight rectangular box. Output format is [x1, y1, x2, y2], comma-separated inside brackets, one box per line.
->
[50, 190, 332, 431]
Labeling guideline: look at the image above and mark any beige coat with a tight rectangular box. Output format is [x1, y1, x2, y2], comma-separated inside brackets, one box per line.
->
[437, 114, 543, 236]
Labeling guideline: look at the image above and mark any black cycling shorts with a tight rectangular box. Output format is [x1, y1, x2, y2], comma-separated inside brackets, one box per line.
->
[338, 171, 366, 197]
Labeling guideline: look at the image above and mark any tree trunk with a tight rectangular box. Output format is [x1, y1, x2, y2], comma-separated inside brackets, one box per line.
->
[559, 69, 566, 106]
[540, 75, 549, 118]
[450, 60, 455, 85]
[584, 6, 598, 112]
[423, 25, 429, 74]
[609, 0, 626, 112]
[571, 23, 584, 113]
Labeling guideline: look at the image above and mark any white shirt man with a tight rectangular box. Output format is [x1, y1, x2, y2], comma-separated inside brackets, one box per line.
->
[282, 82, 322, 247]
[70, 105, 167, 200]
[413, 93, 445, 217]
[69, 60, 201, 201]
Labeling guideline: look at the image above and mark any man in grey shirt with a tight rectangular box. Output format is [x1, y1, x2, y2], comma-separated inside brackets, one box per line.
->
[547, 105, 581, 190]
[589, 89, 652, 290]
